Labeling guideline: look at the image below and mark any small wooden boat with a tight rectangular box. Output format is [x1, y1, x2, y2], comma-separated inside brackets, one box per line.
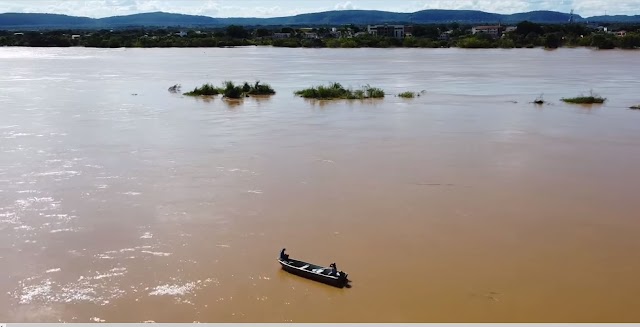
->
[278, 249, 349, 288]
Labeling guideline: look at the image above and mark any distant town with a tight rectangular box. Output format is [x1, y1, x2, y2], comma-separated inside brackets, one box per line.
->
[1, 21, 638, 49]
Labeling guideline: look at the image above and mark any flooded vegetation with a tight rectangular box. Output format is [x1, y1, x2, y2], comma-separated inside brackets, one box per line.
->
[294, 82, 385, 100]
[167, 84, 181, 93]
[533, 94, 546, 104]
[183, 81, 275, 98]
[398, 91, 417, 98]
[561, 91, 607, 104]
[184, 83, 221, 96]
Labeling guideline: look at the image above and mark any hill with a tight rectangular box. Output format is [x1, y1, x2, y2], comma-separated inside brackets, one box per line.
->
[98, 12, 220, 27]
[1, 9, 639, 29]
[0, 13, 95, 28]
[586, 15, 640, 22]
[504, 10, 577, 23]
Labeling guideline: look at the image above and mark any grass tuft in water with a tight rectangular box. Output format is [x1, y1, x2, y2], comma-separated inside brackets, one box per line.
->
[561, 90, 606, 104]
[184, 83, 222, 96]
[247, 81, 276, 95]
[398, 91, 416, 98]
[184, 81, 276, 98]
[168, 84, 181, 93]
[294, 82, 385, 100]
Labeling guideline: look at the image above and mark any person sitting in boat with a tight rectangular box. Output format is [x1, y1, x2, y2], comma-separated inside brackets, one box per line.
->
[330, 263, 338, 276]
[280, 248, 289, 261]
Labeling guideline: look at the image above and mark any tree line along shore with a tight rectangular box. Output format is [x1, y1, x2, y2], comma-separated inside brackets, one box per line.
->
[2, 21, 640, 49]
[176, 82, 639, 108]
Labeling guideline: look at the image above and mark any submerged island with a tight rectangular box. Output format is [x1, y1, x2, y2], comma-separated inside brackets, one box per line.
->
[398, 92, 416, 98]
[294, 83, 384, 100]
[561, 91, 607, 104]
[183, 81, 275, 99]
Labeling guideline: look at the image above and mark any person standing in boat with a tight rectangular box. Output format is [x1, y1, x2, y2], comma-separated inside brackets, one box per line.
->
[280, 248, 289, 261]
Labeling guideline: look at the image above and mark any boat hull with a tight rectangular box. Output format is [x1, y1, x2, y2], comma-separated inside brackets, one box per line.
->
[279, 260, 348, 288]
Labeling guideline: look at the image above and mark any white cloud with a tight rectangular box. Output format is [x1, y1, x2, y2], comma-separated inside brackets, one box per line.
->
[572, 0, 640, 16]
[335, 1, 356, 10]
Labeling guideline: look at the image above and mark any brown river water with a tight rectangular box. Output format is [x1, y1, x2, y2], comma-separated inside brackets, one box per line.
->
[1, 47, 640, 323]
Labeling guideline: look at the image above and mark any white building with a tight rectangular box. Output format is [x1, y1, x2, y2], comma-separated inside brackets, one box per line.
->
[472, 25, 503, 38]
[272, 33, 291, 39]
[367, 25, 407, 39]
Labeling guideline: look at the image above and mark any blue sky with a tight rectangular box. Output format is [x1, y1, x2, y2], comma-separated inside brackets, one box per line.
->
[0, 0, 637, 18]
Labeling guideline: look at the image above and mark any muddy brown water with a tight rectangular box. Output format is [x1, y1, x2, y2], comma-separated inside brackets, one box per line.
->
[1, 47, 640, 322]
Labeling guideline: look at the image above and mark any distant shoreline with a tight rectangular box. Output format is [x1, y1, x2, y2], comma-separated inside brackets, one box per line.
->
[1, 44, 638, 50]
[2, 22, 638, 50]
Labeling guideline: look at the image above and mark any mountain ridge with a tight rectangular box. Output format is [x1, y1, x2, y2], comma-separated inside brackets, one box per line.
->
[1, 9, 638, 29]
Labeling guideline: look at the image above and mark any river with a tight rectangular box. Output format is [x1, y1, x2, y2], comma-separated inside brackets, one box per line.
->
[1, 47, 640, 322]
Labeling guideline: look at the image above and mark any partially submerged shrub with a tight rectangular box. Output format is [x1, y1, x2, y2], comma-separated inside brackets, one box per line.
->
[630, 105, 640, 110]
[184, 83, 221, 96]
[533, 94, 545, 104]
[561, 91, 606, 104]
[242, 82, 252, 93]
[247, 81, 276, 95]
[294, 82, 385, 100]
[350, 89, 366, 99]
[168, 84, 181, 93]
[221, 81, 245, 99]
[365, 86, 385, 98]
[398, 91, 416, 98]
[184, 80, 275, 98]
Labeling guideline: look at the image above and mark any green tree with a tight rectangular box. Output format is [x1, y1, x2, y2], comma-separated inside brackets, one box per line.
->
[256, 28, 271, 37]
[457, 36, 493, 48]
[544, 33, 562, 48]
[325, 39, 340, 48]
[226, 25, 249, 38]
[516, 21, 544, 36]
[340, 39, 358, 48]
[618, 33, 640, 49]
[403, 37, 419, 47]
[412, 25, 440, 39]
[107, 36, 122, 48]
[524, 32, 542, 46]
[591, 33, 616, 49]
[345, 24, 360, 33]
[497, 38, 515, 48]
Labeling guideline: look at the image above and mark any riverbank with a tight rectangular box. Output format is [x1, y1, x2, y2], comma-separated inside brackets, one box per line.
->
[2, 23, 639, 49]
[1, 40, 638, 50]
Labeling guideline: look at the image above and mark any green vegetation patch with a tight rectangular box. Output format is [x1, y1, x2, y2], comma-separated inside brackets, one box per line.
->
[561, 91, 606, 104]
[221, 81, 244, 99]
[184, 81, 276, 98]
[398, 91, 416, 98]
[294, 82, 385, 100]
[246, 81, 276, 95]
[184, 83, 221, 96]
